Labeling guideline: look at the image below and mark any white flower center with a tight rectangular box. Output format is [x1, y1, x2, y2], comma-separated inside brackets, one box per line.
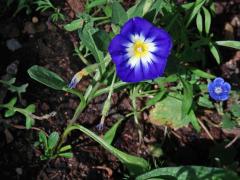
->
[125, 34, 157, 68]
[214, 87, 222, 94]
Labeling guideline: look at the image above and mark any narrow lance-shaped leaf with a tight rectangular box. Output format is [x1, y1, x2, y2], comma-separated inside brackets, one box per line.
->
[196, 12, 203, 33]
[209, 42, 220, 64]
[190, 67, 215, 79]
[186, 0, 206, 27]
[136, 166, 239, 180]
[215, 40, 240, 50]
[65, 124, 150, 176]
[203, 7, 211, 34]
[180, 77, 193, 118]
[104, 119, 123, 145]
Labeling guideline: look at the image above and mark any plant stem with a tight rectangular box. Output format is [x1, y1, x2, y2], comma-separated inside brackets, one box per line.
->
[215, 101, 224, 116]
[98, 71, 116, 128]
[130, 85, 143, 142]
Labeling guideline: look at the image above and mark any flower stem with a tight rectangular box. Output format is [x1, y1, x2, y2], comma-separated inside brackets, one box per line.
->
[215, 101, 224, 116]
[130, 85, 143, 142]
[98, 71, 116, 129]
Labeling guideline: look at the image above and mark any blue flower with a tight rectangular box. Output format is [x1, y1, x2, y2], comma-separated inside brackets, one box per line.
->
[208, 77, 231, 101]
[108, 17, 172, 82]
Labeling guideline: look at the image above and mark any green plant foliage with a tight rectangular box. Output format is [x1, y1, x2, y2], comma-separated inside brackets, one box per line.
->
[48, 132, 59, 149]
[0, 78, 28, 99]
[216, 41, 240, 50]
[35, 0, 65, 22]
[127, 0, 155, 18]
[64, 124, 150, 176]
[36, 131, 73, 160]
[230, 104, 240, 117]
[103, 119, 123, 144]
[78, 23, 104, 65]
[111, 1, 128, 26]
[221, 113, 236, 129]
[136, 166, 239, 180]
[180, 77, 193, 118]
[196, 12, 203, 33]
[149, 95, 188, 129]
[186, 0, 206, 27]
[28, 65, 66, 90]
[64, 19, 84, 31]
[203, 7, 211, 34]
[198, 95, 214, 108]
[209, 42, 221, 64]
[0, 97, 36, 129]
[85, 0, 107, 11]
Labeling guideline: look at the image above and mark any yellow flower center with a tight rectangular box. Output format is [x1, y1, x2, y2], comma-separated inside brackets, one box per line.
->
[133, 40, 148, 58]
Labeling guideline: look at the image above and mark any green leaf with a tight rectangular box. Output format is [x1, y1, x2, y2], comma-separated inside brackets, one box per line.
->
[58, 152, 73, 158]
[127, 0, 154, 18]
[24, 104, 36, 113]
[39, 131, 48, 149]
[149, 95, 190, 129]
[190, 67, 215, 79]
[104, 119, 123, 144]
[48, 132, 59, 149]
[66, 124, 150, 176]
[59, 145, 72, 152]
[136, 166, 239, 180]
[111, 2, 128, 26]
[78, 24, 104, 65]
[28, 65, 66, 90]
[6, 97, 17, 107]
[111, 24, 120, 35]
[103, 5, 112, 17]
[180, 78, 193, 118]
[203, 7, 211, 34]
[221, 113, 236, 129]
[186, 0, 206, 27]
[4, 109, 16, 118]
[209, 42, 221, 64]
[216, 41, 240, 50]
[198, 95, 214, 108]
[86, 0, 107, 10]
[184, 109, 201, 132]
[196, 12, 203, 33]
[93, 30, 111, 52]
[25, 116, 34, 129]
[146, 89, 166, 106]
[230, 104, 240, 117]
[181, 2, 194, 10]
[64, 19, 84, 31]
[0, 79, 28, 98]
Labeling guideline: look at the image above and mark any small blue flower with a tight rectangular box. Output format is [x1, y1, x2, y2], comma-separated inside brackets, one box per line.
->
[208, 77, 231, 101]
[108, 17, 172, 82]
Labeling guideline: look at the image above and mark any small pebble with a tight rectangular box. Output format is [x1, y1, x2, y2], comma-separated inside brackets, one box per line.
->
[32, 16, 39, 24]
[16, 167, 23, 175]
[6, 38, 22, 51]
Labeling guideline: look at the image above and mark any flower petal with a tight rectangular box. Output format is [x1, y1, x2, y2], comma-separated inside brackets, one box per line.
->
[222, 82, 231, 93]
[213, 77, 224, 85]
[208, 82, 214, 92]
[120, 17, 153, 40]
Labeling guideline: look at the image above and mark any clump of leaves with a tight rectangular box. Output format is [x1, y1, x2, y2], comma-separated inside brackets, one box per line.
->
[34, 131, 73, 160]
[34, 0, 65, 22]
[0, 97, 36, 128]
